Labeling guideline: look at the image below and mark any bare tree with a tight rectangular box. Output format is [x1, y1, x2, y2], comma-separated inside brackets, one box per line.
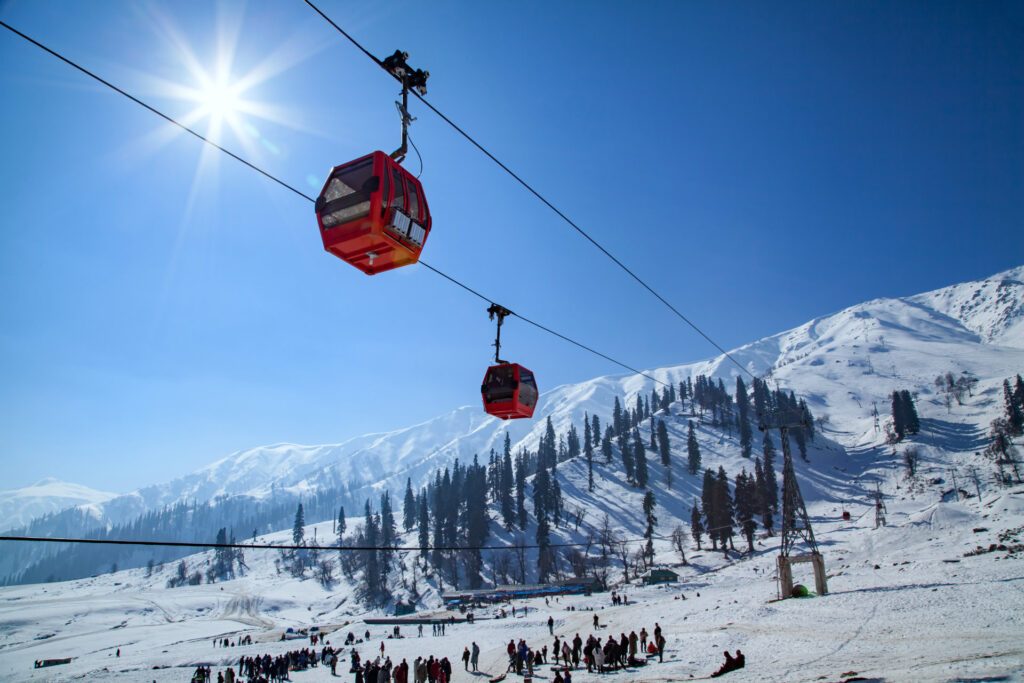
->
[567, 549, 588, 578]
[493, 551, 512, 586]
[612, 534, 632, 583]
[632, 547, 647, 575]
[513, 535, 528, 584]
[571, 505, 588, 533]
[590, 553, 611, 590]
[597, 514, 614, 565]
[316, 559, 336, 588]
[903, 446, 920, 479]
[671, 524, 689, 565]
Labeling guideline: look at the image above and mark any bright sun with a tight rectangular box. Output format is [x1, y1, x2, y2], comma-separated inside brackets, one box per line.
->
[199, 80, 242, 122]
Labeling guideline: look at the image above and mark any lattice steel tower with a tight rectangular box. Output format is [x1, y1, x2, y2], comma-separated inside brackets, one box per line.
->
[761, 412, 828, 599]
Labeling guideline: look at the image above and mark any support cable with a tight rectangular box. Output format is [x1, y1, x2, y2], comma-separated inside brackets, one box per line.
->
[302, 0, 756, 380]
[0, 19, 669, 388]
[0, 533, 678, 553]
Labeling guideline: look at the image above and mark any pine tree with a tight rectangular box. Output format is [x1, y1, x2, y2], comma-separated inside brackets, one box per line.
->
[551, 474, 563, 527]
[900, 390, 921, 435]
[536, 514, 554, 583]
[657, 419, 671, 488]
[1004, 379, 1024, 435]
[642, 490, 657, 564]
[337, 505, 347, 538]
[292, 503, 305, 545]
[464, 455, 489, 588]
[649, 416, 657, 450]
[620, 429, 636, 482]
[736, 377, 753, 458]
[584, 413, 595, 492]
[417, 492, 429, 557]
[687, 421, 702, 475]
[735, 470, 757, 553]
[613, 397, 624, 438]
[754, 457, 773, 535]
[762, 432, 779, 515]
[592, 414, 601, 449]
[501, 443, 516, 529]
[542, 417, 558, 470]
[715, 466, 735, 555]
[690, 502, 704, 550]
[403, 478, 416, 532]
[602, 426, 614, 464]
[568, 423, 581, 460]
[380, 491, 396, 550]
[701, 469, 717, 550]
[634, 428, 648, 487]
[515, 452, 527, 529]
[211, 527, 232, 581]
[362, 499, 383, 601]
[891, 390, 907, 441]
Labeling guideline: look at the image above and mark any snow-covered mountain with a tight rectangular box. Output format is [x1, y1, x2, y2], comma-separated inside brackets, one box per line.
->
[2, 267, 1023, 681]
[8, 266, 1023, 540]
[0, 479, 116, 533]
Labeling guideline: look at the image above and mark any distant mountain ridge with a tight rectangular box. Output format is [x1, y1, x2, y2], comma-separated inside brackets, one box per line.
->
[4, 265, 1021, 543]
[0, 479, 115, 533]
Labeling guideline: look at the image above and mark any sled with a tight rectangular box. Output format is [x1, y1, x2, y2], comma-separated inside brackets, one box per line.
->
[488, 675, 507, 683]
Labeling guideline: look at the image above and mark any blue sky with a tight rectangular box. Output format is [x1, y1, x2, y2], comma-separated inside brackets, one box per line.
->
[1, 0, 1021, 492]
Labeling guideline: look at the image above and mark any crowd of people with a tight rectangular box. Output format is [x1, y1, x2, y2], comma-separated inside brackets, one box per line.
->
[499, 619, 666, 679]
[348, 652, 453, 683]
[180, 591, 747, 683]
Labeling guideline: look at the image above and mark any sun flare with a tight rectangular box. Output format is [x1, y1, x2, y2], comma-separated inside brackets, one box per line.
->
[198, 79, 242, 122]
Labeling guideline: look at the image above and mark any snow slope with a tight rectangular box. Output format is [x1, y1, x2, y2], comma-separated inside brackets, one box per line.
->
[7, 266, 1023, 571]
[0, 267, 1023, 680]
[0, 479, 116, 533]
[1, 476, 1022, 682]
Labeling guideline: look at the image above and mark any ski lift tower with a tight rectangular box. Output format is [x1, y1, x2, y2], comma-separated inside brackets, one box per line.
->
[760, 410, 828, 599]
[873, 483, 887, 529]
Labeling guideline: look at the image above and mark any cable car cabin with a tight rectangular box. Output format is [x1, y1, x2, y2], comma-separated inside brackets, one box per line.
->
[481, 363, 538, 420]
[315, 151, 431, 275]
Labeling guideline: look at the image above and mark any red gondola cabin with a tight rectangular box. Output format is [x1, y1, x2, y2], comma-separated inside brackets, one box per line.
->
[481, 363, 538, 420]
[315, 151, 431, 275]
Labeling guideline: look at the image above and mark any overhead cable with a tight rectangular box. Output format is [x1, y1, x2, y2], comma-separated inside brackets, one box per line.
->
[302, 0, 756, 380]
[0, 533, 666, 553]
[0, 19, 668, 389]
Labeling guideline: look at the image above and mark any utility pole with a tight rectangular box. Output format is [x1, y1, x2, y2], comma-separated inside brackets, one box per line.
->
[760, 410, 827, 599]
[873, 484, 887, 529]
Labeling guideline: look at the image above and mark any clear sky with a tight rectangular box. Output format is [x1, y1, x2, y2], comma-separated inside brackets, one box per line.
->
[1, 0, 1021, 493]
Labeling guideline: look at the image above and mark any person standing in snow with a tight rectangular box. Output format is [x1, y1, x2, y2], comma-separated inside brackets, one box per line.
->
[462, 646, 470, 670]
[470, 642, 480, 671]
[548, 615, 555, 634]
